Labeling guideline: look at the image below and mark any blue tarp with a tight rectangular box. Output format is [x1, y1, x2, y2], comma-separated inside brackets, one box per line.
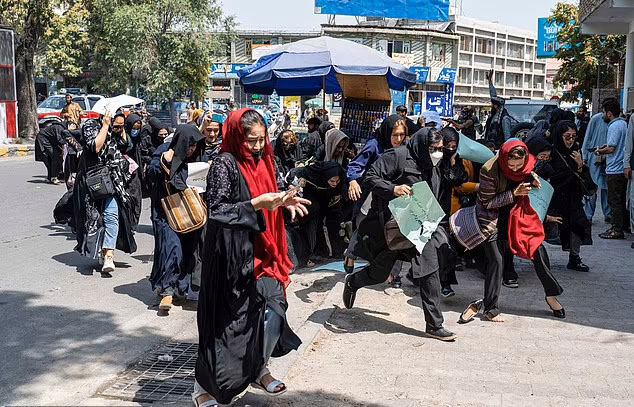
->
[238, 36, 417, 96]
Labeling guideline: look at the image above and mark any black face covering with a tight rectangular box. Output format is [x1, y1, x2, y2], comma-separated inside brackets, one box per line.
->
[252, 150, 263, 163]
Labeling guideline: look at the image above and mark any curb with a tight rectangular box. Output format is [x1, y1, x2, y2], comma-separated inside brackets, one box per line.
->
[0, 144, 34, 158]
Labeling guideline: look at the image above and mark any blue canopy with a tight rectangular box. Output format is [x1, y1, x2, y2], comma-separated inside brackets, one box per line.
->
[238, 36, 417, 96]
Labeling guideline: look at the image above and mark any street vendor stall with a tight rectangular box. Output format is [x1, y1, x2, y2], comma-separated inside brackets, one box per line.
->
[237, 36, 416, 142]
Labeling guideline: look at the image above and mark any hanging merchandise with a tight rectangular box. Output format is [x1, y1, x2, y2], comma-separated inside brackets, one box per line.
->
[340, 99, 391, 144]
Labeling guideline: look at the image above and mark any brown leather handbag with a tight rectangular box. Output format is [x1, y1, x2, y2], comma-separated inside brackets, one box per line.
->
[161, 180, 207, 233]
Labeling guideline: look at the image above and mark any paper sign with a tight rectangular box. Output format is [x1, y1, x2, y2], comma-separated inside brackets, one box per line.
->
[528, 176, 554, 222]
[186, 162, 210, 193]
[457, 133, 495, 164]
[388, 181, 445, 254]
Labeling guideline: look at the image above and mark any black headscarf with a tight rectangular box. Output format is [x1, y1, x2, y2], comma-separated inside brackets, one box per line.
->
[317, 121, 335, 143]
[407, 128, 433, 171]
[525, 136, 552, 156]
[148, 117, 169, 147]
[124, 113, 142, 139]
[552, 120, 578, 156]
[166, 124, 206, 190]
[376, 114, 405, 150]
[273, 132, 302, 172]
[295, 161, 344, 189]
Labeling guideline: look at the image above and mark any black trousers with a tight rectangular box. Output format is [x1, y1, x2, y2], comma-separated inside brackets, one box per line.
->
[348, 249, 444, 330]
[483, 240, 563, 315]
[44, 151, 63, 180]
[607, 174, 629, 233]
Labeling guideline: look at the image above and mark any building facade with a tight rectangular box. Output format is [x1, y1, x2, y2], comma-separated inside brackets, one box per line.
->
[451, 16, 547, 112]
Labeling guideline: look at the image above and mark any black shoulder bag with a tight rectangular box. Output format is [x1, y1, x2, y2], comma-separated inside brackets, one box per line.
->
[84, 165, 115, 201]
[554, 149, 597, 197]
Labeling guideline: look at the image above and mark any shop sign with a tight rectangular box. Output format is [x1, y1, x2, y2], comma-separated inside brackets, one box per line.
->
[409, 66, 430, 83]
[436, 68, 456, 84]
[425, 83, 454, 118]
[392, 53, 414, 68]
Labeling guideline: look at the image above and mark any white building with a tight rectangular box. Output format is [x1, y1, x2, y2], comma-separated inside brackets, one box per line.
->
[451, 16, 548, 112]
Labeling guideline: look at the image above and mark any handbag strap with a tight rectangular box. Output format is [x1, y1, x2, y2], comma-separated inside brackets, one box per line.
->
[554, 148, 584, 181]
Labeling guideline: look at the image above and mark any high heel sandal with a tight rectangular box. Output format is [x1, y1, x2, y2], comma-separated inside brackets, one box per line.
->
[545, 296, 565, 319]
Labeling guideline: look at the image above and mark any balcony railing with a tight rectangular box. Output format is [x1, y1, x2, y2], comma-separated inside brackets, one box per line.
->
[579, 0, 608, 22]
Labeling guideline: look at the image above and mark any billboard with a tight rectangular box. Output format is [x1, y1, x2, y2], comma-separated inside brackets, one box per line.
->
[425, 84, 454, 118]
[537, 17, 564, 58]
[315, 0, 450, 21]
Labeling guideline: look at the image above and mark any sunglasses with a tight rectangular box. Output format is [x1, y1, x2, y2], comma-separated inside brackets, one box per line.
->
[563, 134, 577, 142]
[112, 125, 124, 130]
[429, 146, 444, 153]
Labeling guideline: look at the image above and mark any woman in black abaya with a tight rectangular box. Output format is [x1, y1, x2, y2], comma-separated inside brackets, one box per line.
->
[148, 124, 207, 311]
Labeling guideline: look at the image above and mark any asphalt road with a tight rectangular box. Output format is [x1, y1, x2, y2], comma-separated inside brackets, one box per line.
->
[0, 157, 197, 405]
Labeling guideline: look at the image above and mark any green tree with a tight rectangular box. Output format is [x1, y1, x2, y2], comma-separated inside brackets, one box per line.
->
[0, 0, 88, 138]
[550, 2, 626, 103]
[89, 0, 235, 124]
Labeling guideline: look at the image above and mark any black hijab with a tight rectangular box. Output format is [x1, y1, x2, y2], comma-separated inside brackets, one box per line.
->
[273, 132, 302, 168]
[166, 124, 206, 190]
[124, 113, 142, 139]
[552, 120, 578, 156]
[148, 117, 169, 147]
[526, 136, 552, 156]
[407, 128, 433, 171]
[296, 161, 344, 189]
[525, 119, 550, 142]
[376, 114, 404, 150]
[317, 121, 335, 143]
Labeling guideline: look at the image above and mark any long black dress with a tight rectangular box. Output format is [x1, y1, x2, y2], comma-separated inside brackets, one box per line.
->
[73, 119, 137, 258]
[35, 122, 66, 180]
[124, 113, 144, 228]
[148, 125, 207, 296]
[195, 153, 300, 404]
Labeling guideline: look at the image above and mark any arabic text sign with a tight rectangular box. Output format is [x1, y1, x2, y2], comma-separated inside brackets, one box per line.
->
[537, 17, 565, 58]
[528, 176, 554, 222]
[457, 133, 495, 164]
[436, 68, 456, 83]
[410, 66, 430, 83]
[388, 181, 445, 254]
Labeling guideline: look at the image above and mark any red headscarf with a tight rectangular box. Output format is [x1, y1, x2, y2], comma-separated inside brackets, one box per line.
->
[498, 140, 544, 260]
[220, 109, 294, 287]
[498, 140, 536, 182]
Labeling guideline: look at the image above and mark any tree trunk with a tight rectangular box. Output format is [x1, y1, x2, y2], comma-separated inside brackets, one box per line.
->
[15, 40, 38, 139]
[168, 98, 177, 127]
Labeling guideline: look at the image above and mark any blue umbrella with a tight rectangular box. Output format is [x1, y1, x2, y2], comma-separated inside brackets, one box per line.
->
[238, 36, 416, 97]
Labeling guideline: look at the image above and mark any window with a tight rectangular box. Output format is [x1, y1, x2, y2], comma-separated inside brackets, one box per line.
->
[495, 72, 504, 87]
[458, 68, 471, 83]
[72, 97, 86, 110]
[460, 35, 472, 52]
[38, 96, 66, 110]
[473, 69, 488, 85]
[245, 40, 252, 57]
[387, 40, 411, 56]
[432, 43, 445, 62]
[475, 38, 493, 54]
[506, 73, 522, 88]
[508, 43, 524, 59]
[496, 42, 506, 56]
[88, 97, 101, 109]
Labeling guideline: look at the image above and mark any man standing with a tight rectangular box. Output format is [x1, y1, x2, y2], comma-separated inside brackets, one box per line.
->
[396, 104, 419, 136]
[485, 70, 511, 147]
[448, 107, 478, 139]
[582, 109, 611, 222]
[597, 100, 629, 239]
[60, 94, 83, 129]
[624, 114, 634, 248]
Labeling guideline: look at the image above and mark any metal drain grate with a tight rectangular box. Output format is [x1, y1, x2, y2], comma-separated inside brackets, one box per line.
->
[100, 342, 198, 402]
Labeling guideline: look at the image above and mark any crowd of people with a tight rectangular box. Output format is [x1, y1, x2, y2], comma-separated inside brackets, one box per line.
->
[36, 78, 634, 404]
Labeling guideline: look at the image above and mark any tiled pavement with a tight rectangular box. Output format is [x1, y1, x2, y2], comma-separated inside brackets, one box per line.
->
[236, 221, 634, 406]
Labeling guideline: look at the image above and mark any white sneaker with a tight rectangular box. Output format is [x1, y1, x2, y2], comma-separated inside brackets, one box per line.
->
[102, 253, 115, 273]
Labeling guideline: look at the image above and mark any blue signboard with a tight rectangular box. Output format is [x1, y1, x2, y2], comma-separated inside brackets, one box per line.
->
[413, 102, 422, 116]
[425, 83, 454, 118]
[315, 0, 450, 21]
[436, 68, 457, 84]
[410, 66, 430, 83]
[211, 63, 250, 79]
[391, 89, 407, 113]
[537, 17, 564, 58]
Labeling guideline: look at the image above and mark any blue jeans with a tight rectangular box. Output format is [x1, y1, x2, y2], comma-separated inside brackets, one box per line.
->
[584, 188, 611, 220]
[103, 196, 119, 250]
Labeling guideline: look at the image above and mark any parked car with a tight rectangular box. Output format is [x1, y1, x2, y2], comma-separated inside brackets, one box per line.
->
[504, 99, 558, 139]
[37, 94, 105, 128]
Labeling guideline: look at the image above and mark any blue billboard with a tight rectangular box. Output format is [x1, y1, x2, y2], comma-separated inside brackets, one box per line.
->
[315, 0, 450, 21]
[436, 68, 456, 84]
[425, 83, 454, 118]
[537, 17, 564, 58]
[410, 66, 430, 83]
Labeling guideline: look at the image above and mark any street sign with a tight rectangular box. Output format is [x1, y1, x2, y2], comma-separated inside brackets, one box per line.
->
[436, 68, 457, 84]
[410, 66, 430, 83]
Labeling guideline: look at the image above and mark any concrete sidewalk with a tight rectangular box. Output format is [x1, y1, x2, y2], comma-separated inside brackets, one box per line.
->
[0, 142, 34, 158]
[233, 223, 634, 407]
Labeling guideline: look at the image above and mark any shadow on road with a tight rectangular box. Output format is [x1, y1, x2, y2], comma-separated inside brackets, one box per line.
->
[0, 290, 171, 406]
[40, 224, 75, 240]
[234, 389, 388, 406]
[293, 274, 343, 304]
[52, 251, 132, 276]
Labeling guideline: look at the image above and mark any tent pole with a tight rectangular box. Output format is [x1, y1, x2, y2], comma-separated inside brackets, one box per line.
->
[323, 75, 326, 114]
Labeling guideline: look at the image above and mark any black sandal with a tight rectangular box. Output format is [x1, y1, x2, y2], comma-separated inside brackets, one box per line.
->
[599, 229, 625, 239]
[545, 296, 565, 319]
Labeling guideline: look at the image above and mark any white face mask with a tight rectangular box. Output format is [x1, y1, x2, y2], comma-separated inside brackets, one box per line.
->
[431, 151, 443, 166]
